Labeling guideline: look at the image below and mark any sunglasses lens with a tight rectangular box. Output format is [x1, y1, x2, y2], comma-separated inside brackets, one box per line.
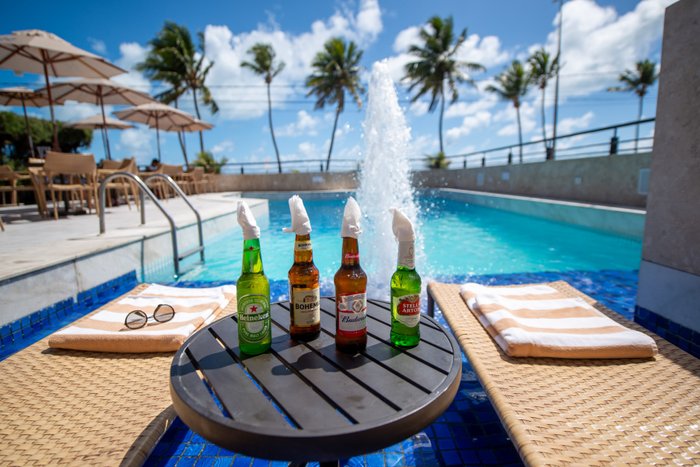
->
[125, 310, 148, 329]
[154, 304, 175, 323]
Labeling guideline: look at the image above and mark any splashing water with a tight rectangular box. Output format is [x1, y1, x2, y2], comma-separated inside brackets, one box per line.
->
[357, 61, 424, 295]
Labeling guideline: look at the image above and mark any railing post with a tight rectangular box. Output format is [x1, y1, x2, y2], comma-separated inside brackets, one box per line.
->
[481, 155, 486, 167]
[610, 128, 619, 156]
[507, 151, 513, 165]
[463, 158, 466, 169]
[240, 166, 244, 174]
[320, 162, 324, 172]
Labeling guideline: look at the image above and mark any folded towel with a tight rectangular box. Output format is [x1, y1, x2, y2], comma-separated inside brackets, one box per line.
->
[460, 283, 658, 359]
[48, 284, 236, 353]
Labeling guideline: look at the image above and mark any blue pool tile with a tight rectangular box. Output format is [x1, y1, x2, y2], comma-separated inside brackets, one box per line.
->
[232, 457, 252, 467]
[440, 450, 462, 466]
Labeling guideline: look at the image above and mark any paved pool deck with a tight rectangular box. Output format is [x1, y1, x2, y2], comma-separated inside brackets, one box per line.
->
[0, 192, 265, 284]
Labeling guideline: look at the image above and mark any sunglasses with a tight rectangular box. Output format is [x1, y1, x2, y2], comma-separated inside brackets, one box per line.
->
[124, 304, 176, 330]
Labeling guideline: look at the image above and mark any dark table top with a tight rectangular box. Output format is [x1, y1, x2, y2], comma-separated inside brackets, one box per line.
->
[170, 297, 462, 463]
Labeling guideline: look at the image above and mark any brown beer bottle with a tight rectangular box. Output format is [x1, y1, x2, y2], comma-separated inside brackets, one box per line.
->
[334, 197, 368, 353]
[285, 196, 321, 341]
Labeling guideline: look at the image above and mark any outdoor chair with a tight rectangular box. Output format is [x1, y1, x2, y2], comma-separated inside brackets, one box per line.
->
[181, 166, 207, 195]
[203, 172, 216, 192]
[0, 165, 35, 206]
[0, 284, 236, 465]
[427, 281, 700, 466]
[153, 163, 187, 199]
[98, 158, 139, 209]
[43, 151, 99, 220]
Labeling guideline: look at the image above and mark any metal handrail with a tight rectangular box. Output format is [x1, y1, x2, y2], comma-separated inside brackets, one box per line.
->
[143, 174, 205, 265]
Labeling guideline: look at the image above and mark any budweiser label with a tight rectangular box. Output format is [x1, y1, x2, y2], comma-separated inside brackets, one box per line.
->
[295, 240, 312, 251]
[337, 292, 367, 335]
[343, 252, 360, 261]
[291, 287, 320, 326]
[398, 241, 415, 269]
[393, 293, 420, 327]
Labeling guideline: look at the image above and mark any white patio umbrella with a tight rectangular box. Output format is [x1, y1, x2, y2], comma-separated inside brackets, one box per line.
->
[0, 86, 50, 156]
[153, 118, 214, 168]
[68, 115, 134, 159]
[0, 30, 125, 149]
[114, 103, 196, 161]
[42, 78, 154, 159]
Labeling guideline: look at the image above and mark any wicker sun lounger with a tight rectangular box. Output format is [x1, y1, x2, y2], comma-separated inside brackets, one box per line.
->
[0, 284, 236, 466]
[428, 281, 700, 466]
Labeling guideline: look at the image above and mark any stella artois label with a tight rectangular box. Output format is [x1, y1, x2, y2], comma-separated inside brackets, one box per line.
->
[337, 292, 367, 336]
[295, 240, 312, 251]
[291, 287, 320, 327]
[237, 294, 270, 342]
[393, 293, 420, 327]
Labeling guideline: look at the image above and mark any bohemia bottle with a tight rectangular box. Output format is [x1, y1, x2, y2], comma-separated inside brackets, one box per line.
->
[236, 202, 271, 355]
[334, 197, 368, 353]
[284, 195, 321, 341]
[390, 209, 421, 348]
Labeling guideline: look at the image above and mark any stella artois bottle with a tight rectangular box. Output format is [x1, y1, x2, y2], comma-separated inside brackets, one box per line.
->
[334, 197, 367, 353]
[390, 209, 421, 348]
[284, 195, 321, 341]
[236, 202, 271, 355]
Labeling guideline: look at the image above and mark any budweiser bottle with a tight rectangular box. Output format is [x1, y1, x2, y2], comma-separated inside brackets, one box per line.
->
[334, 197, 367, 353]
[284, 195, 320, 341]
[236, 202, 271, 356]
[389, 209, 421, 348]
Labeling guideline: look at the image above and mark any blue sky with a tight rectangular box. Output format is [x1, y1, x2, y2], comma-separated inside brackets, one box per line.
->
[1, 0, 672, 171]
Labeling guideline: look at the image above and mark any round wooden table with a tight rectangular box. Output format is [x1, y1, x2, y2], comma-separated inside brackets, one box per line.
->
[170, 297, 462, 463]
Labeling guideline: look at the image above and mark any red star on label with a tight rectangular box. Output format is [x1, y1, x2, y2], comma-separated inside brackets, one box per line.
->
[248, 246, 254, 251]
[250, 305, 258, 312]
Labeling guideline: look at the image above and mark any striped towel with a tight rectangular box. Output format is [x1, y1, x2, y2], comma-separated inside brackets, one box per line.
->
[460, 283, 657, 359]
[48, 284, 236, 353]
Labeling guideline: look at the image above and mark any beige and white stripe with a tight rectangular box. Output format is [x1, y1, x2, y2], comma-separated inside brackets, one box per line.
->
[460, 283, 657, 359]
[48, 284, 236, 353]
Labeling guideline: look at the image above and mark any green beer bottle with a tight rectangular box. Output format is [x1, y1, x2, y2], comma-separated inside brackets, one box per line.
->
[390, 208, 421, 348]
[236, 202, 271, 355]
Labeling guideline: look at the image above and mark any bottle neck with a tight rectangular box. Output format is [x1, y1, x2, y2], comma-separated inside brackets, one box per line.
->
[341, 237, 360, 266]
[294, 234, 314, 263]
[397, 240, 415, 270]
[242, 238, 264, 274]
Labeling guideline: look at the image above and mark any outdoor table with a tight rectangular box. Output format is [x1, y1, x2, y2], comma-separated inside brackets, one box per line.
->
[170, 297, 462, 465]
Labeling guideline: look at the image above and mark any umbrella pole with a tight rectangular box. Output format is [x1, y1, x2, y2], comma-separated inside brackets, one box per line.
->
[101, 127, 109, 161]
[99, 92, 112, 160]
[21, 96, 36, 157]
[156, 115, 162, 161]
[41, 55, 59, 151]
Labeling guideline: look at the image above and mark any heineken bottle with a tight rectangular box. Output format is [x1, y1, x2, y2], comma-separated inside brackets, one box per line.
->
[236, 202, 271, 355]
[284, 195, 321, 341]
[390, 208, 421, 348]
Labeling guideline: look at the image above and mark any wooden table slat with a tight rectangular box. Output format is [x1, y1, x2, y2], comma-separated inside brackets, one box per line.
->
[171, 351, 222, 417]
[188, 322, 291, 427]
[214, 307, 353, 430]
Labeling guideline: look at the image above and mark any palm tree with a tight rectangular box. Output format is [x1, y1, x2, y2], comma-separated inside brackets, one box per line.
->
[528, 48, 559, 157]
[242, 43, 285, 173]
[403, 16, 485, 155]
[486, 60, 530, 163]
[305, 37, 364, 171]
[137, 22, 219, 155]
[608, 59, 658, 152]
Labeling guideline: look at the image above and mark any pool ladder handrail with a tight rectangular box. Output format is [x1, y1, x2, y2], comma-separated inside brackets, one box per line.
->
[98, 172, 205, 277]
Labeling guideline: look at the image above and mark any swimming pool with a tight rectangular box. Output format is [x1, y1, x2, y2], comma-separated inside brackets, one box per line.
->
[174, 193, 642, 290]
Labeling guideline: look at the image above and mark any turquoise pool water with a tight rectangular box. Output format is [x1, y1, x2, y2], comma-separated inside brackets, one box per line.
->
[178, 195, 642, 284]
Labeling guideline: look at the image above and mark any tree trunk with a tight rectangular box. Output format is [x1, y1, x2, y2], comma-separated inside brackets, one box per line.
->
[438, 87, 445, 155]
[516, 104, 523, 164]
[267, 82, 282, 173]
[326, 106, 341, 172]
[540, 88, 548, 152]
[635, 94, 644, 153]
[192, 89, 205, 154]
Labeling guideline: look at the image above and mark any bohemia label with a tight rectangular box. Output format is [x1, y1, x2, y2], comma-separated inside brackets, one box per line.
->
[337, 292, 367, 337]
[393, 294, 420, 327]
[238, 294, 270, 342]
[292, 287, 320, 327]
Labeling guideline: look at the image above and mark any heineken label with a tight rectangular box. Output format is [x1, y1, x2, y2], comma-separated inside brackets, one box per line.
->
[398, 241, 415, 269]
[237, 294, 270, 342]
[295, 240, 313, 251]
[393, 294, 420, 327]
[337, 292, 367, 336]
[291, 287, 320, 326]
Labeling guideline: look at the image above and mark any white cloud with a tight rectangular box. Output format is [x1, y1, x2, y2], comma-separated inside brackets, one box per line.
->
[117, 126, 154, 163]
[88, 38, 107, 54]
[494, 101, 537, 137]
[444, 93, 498, 118]
[211, 140, 235, 155]
[203, 0, 382, 120]
[542, 0, 673, 99]
[393, 26, 421, 53]
[112, 42, 151, 93]
[446, 110, 492, 140]
[278, 110, 320, 137]
[298, 141, 318, 157]
[54, 102, 110, 122]
[556, 111, 594, 135]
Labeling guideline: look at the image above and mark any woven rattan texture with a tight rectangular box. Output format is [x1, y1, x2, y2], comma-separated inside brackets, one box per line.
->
[429, 281, 700, 467]
[0, 284, 236, 467]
